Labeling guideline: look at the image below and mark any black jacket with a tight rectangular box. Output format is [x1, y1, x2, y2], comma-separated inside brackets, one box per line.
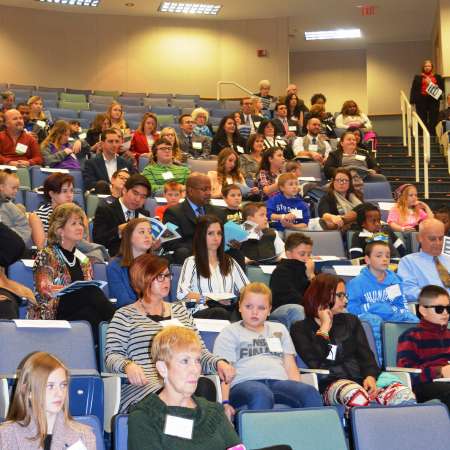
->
[410, 73, 444, 105]
[269, 259, 310, 311]
[92, 198, 149, 257]
[291, 314, 380, 390]
[83, 154, 135, 191]
[211, 134, 247, 156]
[324, 148, 380, 180]
[162, 200, 225, 253]
[272, 118, 300, 137]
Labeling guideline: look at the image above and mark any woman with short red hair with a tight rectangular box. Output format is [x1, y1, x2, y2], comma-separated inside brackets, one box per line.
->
[290, 273, 415, 414]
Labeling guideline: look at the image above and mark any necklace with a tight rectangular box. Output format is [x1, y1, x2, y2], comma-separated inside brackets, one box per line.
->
[140, 298, 165, 317]
[57, 246, 77, 268]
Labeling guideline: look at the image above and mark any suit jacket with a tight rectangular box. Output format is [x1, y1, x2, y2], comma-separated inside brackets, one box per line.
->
[178, 133, 211, 158]
[0, 412, 96, 450]
[410, 73, 444, 105]
[83, 153, 134, 191]
[272, 118, 300, 137]
[93, 197, 150, 257]
[238, 113, 262, 129]
[211, 134, 247, 156]
[162, 199, 225, 252]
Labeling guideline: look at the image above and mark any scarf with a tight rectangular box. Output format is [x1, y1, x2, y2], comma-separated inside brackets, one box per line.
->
[334, 191, 362, 215]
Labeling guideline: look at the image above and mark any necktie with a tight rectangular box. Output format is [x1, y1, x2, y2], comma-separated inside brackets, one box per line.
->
[196, 206, 205, 217]
[283, 119, 289, 135]
[187, 135, 192, 147]
[126, 210, 133, 222]
[312, 137, 317, 145]
[434, 256, 450, 288]
[245, 115, 250, 125]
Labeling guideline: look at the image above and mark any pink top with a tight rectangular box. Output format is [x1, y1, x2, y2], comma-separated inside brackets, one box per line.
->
[387, 206, 428, 228]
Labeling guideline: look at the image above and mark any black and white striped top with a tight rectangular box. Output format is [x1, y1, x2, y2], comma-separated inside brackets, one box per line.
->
[105, 302, 222, 413]
[35, 203, 53, 233]
[177, 256, 249, 301]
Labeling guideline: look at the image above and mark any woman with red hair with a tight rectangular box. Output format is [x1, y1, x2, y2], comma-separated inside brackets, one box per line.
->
[290, 273, 415, 414]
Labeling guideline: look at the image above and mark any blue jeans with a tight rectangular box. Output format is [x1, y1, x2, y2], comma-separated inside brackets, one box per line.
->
[269, 304, 305, 331]
[230, 379, 323, 410]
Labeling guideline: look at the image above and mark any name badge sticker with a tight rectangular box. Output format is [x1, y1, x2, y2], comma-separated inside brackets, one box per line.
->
[66, 440, 88, 450]
[326, 344, 338, 361]
[386, 284, 401, 300]
[266, 337, 283, 353]
[288, 125, 297, 132]
[164, 415, 194, 439]
[309, 144, 318, 152]
[15, 143, 28, 155]
[162, 171, 174, 180]
[355, 154, 366, 161]
[74, 249, 88, 264]
[36, 120, 46, 129]
[192, 141, 202, 150]
[236, 145, 244, 154]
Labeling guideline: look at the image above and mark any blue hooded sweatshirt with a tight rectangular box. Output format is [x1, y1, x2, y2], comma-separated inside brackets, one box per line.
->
[347, 266, 418, 363]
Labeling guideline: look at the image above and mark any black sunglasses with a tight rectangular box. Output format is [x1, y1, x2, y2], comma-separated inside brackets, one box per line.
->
[422, 305, 450, 314]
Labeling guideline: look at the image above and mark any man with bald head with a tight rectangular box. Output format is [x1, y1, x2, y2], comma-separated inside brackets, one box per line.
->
[162, 172, 226, 263]
[0, 109, 42, 166]
[397, 218, 450, 301]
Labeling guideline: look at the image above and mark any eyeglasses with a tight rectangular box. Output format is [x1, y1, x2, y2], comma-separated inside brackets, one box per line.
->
[334, 178, 350, 184]
[335, 292, 348, 299]
[155, 272, 172, 282]
[422, 305, 450, 314]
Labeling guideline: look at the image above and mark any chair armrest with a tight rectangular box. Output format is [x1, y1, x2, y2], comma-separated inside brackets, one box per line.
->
[299, 368, 330, 375]
[433, 378, 450, 383]
[101, 371, 127, 379]
[386, 366, 422, 374]
[103, 375, 121, 433]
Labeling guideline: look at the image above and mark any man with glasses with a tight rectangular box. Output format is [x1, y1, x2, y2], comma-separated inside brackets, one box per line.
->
[142, 138, 190, 196]
[397, 285, 450, 408]
[177, 114, 211, 158]
[93, 174, 151, 257]
[398, 218, 450, 301]
[162, 172, 225, 264]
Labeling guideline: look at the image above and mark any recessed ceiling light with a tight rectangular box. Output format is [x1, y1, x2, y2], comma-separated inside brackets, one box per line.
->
[304, 29, 362, 41]
[38, 0, 100, 6]
[158, 2, 222, 15]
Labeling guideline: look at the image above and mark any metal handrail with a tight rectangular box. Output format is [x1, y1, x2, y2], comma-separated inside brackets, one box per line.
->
[216, 81, 253, 100]
[400, 91, 412, 156]
[412, 110, 431, 199]
[400, 90, 430, 199]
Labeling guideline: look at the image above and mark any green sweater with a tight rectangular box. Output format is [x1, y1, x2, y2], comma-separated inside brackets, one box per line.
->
[128, 394, 241, 450]
[142, 162, 190, 195]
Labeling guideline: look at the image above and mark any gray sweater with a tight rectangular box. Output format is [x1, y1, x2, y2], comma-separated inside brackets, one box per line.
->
[0, 197, 31, 245]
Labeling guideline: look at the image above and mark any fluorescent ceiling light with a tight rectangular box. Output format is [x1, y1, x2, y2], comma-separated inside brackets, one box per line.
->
[39, 0, 100, 6]
[158, 2, 222, 15]
[304, 28, 362, 41]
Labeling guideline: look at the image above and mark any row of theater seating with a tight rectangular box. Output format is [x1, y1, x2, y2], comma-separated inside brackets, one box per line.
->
[1, 317, 449, 449]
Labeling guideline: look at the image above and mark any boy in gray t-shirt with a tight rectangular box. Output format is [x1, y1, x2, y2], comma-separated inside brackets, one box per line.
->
[213, 282, 322, 420]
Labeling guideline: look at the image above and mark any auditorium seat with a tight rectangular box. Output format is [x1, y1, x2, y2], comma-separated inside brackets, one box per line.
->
[48, 107, 79, 119]
[124, 112, 142, 122]
[118, 96, 142, 106]
[59, 100, 90, 111]
[10, 83, 35, 90]
[30, 166, 84, 192]
[187, 159, 217, 173]
[223, 100, 241, 110]
[37, 86, 65, 92]
[33, 90, 59, 101]
[151, 106, 179, 115]
[25, 190, 85, 212]
[211, 109, 232, 118]
[81, 110, 100, 122]
[157, 114, 175, 127]
[363, 181, 393, 200]
[171, 98, 196, 109]
[113, 414, 128, 450]
[123, 105, 147, 114]
[143, 97, 169, 108]
[61, 92, 87, 103]
[94, 90, 120, 98]
[285, 230, 346, 258]
[198, 99, 222, 110]
[89, 95, 115, 104]
[174, 93, 200, 101]
[238, 407, 347, 450]
[148, 93, 172, 99]
[121, 91, 146, 97]
[66, 88, 92, 96]
[75, 415, 106, 450]
[138, 155, 150, 172]
[90, 103, 108, 112]
[351, 404, 450, 450]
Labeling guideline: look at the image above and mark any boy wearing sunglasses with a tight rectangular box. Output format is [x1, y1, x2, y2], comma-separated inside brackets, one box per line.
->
[397, 285, 450, 408]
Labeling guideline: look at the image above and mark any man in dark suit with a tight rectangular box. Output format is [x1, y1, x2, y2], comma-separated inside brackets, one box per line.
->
[238, 97, 262, 134]
[163, 173, 225, 264]
[83, 128, 134, 191]
[177, 114, 211, 158]
[93, 174, 151, 257]
[272, 103, 300, 138]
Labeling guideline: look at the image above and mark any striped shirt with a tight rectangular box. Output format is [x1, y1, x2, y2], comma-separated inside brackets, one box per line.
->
[397, 319, 450, 383]
[105, 302, 222, 413]
[141, 162, 190, 195]
[35, 203, 53, 233]
[177, 256, 249, 301]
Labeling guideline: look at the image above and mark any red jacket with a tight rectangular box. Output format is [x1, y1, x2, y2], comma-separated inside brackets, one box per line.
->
[0, 130, 42, 165]
[129, 130, 160, 160]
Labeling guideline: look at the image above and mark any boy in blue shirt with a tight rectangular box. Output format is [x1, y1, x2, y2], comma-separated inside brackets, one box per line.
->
[266, 173, 310, 232]
[347, 240, 418, 363]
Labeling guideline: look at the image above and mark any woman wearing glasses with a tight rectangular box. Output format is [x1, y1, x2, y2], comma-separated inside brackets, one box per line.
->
[105, 253, 236, 413]
[324, 131, 383, 181]
[318, 167, 362, 230]
[290, 274, 415, 414]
